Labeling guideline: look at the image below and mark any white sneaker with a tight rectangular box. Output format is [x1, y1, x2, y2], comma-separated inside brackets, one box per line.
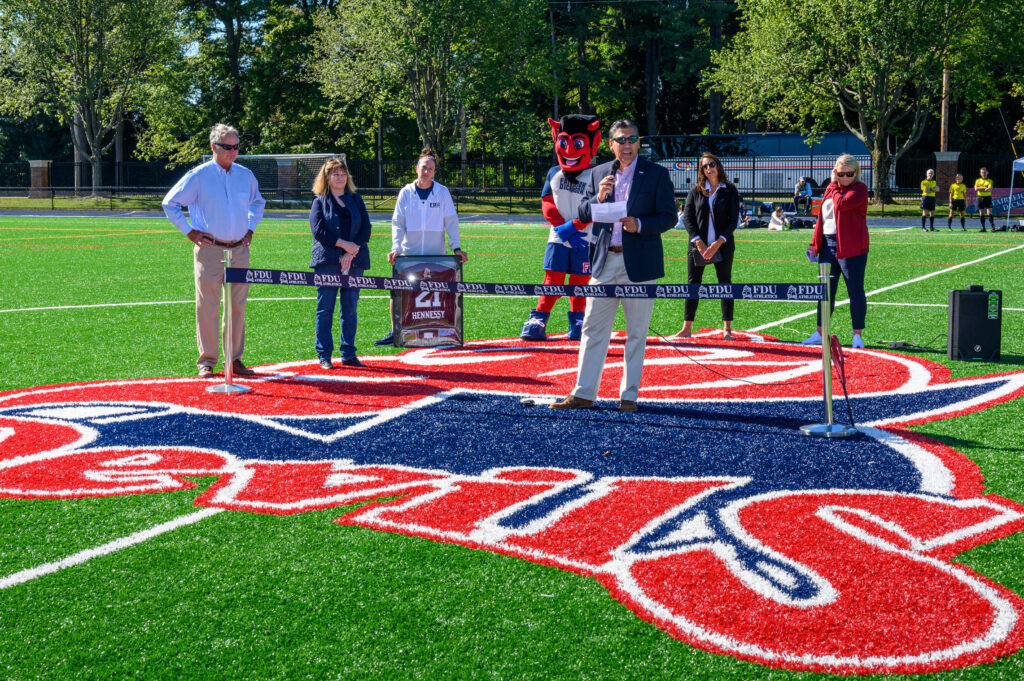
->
[801, 331, 822, 345]
[851, 334, 865, 349]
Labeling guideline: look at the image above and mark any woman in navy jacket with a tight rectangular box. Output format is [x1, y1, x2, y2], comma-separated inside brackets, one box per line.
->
[672, 152, 740, 339]
[309, 158, 372, 369]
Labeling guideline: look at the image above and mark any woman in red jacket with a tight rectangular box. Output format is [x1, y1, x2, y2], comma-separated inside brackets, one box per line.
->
[801, 154, 869, 348]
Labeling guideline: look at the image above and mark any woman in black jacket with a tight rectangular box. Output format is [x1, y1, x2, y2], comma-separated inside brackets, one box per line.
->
[309, 157, 372, 369]
[672, 152, 740, 339]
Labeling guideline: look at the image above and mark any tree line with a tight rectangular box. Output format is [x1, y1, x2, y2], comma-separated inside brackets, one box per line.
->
[1, 0, 1022, 200]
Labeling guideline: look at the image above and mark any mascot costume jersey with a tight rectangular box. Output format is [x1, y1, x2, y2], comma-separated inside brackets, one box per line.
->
[520, 114, 601, 341]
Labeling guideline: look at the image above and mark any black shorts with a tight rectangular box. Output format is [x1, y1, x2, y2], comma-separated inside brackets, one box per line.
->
[920, 196, 936, 211]
[977, 196, 992, 211]
[951, 199, 966, 212]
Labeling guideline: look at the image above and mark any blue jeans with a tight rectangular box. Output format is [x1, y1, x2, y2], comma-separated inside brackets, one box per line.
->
[816, 237, 867, 330]
[315, 266, 363, 360]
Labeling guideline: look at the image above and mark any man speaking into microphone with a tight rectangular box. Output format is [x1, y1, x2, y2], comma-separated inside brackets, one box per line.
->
[550, 119, 677, 413]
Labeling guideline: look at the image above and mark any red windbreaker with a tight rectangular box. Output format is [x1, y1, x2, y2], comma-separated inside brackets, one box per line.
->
[810, 181, 869, 259]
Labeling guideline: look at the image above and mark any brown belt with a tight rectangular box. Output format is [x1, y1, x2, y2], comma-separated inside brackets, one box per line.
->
[211, 238, 244, 248]
[607, 245, 623, 253]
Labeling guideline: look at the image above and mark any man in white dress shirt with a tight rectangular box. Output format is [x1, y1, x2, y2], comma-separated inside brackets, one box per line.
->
[162, 124, 265, 378]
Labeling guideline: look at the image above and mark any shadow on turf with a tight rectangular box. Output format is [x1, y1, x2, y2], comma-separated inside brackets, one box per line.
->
[911, 431, 1024, 455]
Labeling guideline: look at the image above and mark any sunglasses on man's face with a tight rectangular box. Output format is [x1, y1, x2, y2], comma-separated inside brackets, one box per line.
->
[836, 171, 855, 178]
[611, 135, 639, 144]
[215, 142, 240, 151]
[702, 161, 718, 169]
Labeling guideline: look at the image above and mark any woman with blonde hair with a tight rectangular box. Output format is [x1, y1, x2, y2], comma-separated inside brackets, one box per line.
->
[309, 157, 372, 368]
[802, 153, 869, 348]
[672, 151, 741, 340]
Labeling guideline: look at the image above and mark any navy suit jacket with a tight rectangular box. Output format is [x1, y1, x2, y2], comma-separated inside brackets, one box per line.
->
[309, 191, 371, 270]
[576, 157, 677, 282]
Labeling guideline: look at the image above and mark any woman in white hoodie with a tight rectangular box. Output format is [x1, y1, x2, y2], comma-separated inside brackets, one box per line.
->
[375, 148, 468, 346]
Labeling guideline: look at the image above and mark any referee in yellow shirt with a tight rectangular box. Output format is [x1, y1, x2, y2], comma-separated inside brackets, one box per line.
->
[948, 174, 967, 231]
[920, 169, 937, 231]
[974, 167, 995, 232]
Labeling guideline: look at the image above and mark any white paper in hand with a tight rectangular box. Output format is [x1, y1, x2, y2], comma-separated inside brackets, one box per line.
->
[591, 201, 628, 223]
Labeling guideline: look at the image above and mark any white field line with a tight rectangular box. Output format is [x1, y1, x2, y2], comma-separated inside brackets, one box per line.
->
[0, 507, 223, 590]
[749, 243, 1024, 332]
[867, 302, 1024, 312]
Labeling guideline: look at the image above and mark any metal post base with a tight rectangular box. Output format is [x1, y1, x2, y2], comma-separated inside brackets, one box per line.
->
[206, 383, 252, 394]
[800, 423, 860, 438]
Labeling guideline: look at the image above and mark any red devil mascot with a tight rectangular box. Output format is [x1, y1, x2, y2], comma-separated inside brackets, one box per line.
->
[520, 114, 601, 340]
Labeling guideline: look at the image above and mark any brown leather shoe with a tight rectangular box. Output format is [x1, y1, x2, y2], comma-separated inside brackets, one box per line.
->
[549, 395, 594, 410]
[198, 366, 214, 379]
[231, 359, 255, 376]
[619, 400, 638, 412]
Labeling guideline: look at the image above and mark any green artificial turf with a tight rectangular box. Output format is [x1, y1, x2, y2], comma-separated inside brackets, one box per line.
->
[1, 216, 1023, 680]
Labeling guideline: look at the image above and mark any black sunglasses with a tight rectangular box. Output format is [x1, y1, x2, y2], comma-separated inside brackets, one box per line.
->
[214, 142, 240, 151]
[836, 171, 855, 178]
[701, 160, 718, 169]
[611, 135, 639, 144]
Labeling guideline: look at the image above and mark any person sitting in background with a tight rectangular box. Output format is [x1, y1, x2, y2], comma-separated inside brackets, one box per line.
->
[737, 202, 750, 228]
[793, 178, 812, 214]
[309, 157, 371, 369]
[768, 206, 790, 231]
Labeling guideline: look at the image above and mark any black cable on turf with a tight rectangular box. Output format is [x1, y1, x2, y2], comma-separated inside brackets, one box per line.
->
[649, 326, 821, 388]
[650, 326, 894, 389]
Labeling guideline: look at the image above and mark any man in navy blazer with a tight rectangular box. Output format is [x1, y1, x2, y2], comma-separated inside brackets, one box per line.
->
[550, 119, 677, 412]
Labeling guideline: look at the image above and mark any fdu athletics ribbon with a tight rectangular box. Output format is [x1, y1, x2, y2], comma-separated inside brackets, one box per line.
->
[226, 268, 826, 302]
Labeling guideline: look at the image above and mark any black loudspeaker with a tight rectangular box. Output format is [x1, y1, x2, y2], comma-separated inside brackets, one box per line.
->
[948, 286, 1001, 361]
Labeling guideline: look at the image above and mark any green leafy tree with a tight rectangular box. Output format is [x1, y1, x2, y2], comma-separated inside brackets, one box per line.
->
[708, 0, 1010, 201]
[312, 0, 548, 158]
[135, 0, 267, 162]
[0, 0, 179, 192]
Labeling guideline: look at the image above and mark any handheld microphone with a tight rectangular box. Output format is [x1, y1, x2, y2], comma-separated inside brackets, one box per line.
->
[606, 160, 620, 202]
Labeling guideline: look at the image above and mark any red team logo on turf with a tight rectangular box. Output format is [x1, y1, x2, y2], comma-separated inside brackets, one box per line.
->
[2, 334, 1024, 674]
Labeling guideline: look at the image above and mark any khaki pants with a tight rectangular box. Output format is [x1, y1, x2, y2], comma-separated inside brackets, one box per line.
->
[571, 252, 655, 403]
[194, 244, 249, 369]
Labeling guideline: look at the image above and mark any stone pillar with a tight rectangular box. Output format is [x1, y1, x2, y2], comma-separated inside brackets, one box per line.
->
[276, 158, 298, 200]
[29, 160, 51, 198]
[934, 151, 960, 203]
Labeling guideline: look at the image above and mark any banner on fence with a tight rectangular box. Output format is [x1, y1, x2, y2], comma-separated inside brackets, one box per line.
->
[992, 188, 1024, 215]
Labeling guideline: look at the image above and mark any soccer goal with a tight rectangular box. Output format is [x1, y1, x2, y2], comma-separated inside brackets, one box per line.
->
[200, 153, 342, 205]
